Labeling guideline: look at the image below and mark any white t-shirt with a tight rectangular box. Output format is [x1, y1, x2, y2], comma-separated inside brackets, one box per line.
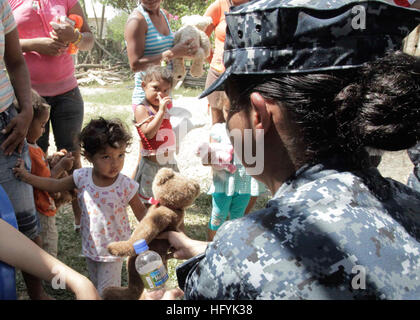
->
[73, 168, 139, 262]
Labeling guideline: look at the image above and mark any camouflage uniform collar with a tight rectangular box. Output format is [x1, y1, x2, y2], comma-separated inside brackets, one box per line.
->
[200, 0, 420, 98]
[270, 152, 375, 200]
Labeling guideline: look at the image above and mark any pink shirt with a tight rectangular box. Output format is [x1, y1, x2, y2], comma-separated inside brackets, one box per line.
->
[74, 168, 139, 262]
[9, 0, 78, 96]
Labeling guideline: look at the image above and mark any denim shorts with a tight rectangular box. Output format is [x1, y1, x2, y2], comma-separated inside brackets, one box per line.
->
[204, 68, 226, 111]
[0, 105, 40, 239]
[37, 87, 84, 153]
[134, 157, 179, 203]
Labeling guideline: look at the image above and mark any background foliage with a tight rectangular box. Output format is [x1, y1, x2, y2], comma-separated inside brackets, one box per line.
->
[162, 0, 210, 30]
[103, 0, 212, 61]
[103, 0, 210, 14]
[105, 0, 211, 31]
[106, 11, 129, 46]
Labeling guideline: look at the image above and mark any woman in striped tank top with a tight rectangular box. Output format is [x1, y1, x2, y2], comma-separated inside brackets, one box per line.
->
[125, 1, 198, 179]
[125, 0, 197, 111]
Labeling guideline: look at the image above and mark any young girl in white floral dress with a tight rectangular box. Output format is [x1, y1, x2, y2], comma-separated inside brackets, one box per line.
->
[14, 118, 147, 297]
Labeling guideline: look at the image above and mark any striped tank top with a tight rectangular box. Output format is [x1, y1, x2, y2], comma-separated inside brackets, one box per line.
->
[132, 5, 174, 106]
[0, 0, 17, 113]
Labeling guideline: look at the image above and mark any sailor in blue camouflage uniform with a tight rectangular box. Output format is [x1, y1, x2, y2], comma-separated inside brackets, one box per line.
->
[155, 0, 420, 300]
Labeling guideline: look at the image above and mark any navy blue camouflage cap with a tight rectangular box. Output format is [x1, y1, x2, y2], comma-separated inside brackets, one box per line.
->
[200, 0, 420, 98]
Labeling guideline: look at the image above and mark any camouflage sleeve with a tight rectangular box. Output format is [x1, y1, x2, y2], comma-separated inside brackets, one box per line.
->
[407, 142, 420, 172]
[407, 142, 420, 192]
[183, 239, 243, 300]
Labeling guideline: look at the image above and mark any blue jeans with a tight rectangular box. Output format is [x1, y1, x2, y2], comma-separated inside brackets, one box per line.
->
[37, 87, 84, 153]
[0, 105, 40, 239]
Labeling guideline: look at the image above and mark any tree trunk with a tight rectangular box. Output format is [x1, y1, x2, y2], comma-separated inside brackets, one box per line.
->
[91, 0, 100, 35]
[99, 4, 106, 39]
[79, 0, 88, 18]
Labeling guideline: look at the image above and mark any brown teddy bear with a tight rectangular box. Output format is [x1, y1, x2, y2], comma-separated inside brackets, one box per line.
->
[172, 15, 212, 84]
[47, 149, 77, 209]
[102, 168, 200, 300]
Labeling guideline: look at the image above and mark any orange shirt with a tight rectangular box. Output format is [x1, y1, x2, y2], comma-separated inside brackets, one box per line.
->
[205, 0, 231, 73]
[28, 144, 57, 217]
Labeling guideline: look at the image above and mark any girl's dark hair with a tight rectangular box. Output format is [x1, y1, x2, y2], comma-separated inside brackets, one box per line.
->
[14, 89, 50, 118]
[79, 118, 132, 157]
[143, 65, 173, 87]
[31, 89, 50, 118]
[226, 51, 420, 168]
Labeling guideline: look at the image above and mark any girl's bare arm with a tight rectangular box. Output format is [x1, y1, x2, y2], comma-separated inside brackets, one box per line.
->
[129, 194, 147, 222]
[13, 158, 76, 192]
[0, 219, 100, 300]
[134, 105, 165, 140]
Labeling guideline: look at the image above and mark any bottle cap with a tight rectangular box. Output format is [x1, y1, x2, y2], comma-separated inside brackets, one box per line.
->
[133, 239, 149, 254]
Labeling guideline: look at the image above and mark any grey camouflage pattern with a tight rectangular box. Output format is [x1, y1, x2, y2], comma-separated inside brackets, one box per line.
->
[181, 159, 420, 299]
[200, 0, 420, 97]
[407, 142, 420, 192]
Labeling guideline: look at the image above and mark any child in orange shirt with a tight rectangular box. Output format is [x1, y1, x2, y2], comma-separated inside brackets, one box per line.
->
[26, 90, 75, 257]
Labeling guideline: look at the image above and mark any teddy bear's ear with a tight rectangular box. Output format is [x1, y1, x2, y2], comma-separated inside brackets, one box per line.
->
[154, 168, 175, 186]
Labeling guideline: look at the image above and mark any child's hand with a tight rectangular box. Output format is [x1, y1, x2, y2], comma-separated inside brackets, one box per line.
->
[13, 158, 29, 182]
[143, 287, 184, 300]
[158, 94, 172, 113]
[57, 152, 74, 171]
[49, 20, 77, 44]
[32, 37, 68, 56]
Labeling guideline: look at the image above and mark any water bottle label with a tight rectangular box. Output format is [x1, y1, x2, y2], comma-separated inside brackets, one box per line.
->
[140, 264, 169, 290]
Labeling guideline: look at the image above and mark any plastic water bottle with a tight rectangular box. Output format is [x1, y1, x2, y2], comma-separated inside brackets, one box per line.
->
[134, 239, 169, 291]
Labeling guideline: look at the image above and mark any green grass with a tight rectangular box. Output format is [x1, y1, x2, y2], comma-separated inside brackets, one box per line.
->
[80, 82, 205, 134]
[173, 86, 203, 98]
[80, 81, 203, 107]
[16, 205, 86, 300]
[81, 82, 133, 106]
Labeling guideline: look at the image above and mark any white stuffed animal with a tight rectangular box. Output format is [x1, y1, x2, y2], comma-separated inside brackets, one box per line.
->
[172, 15, 212, 83]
